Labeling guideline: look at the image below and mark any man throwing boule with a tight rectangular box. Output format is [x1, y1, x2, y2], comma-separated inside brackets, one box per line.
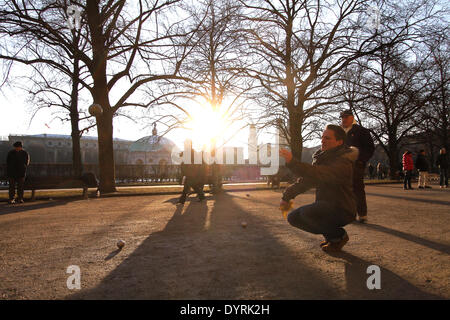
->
[279, 125, 358, 252]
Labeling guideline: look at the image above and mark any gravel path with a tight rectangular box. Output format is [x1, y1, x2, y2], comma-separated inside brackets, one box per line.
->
[0, 184, 448, 299]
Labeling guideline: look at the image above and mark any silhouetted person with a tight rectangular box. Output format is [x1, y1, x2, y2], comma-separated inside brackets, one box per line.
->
[368, 163, 374, 179]
[6, 141, 30, 204]
[436, 148, 448, 188]
[340, 110, 375, 223]
[178, 151, 206, 204]
[415, 149, 431, 189]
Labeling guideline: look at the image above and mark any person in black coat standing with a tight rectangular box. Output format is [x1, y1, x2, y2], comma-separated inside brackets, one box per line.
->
[415, 149, 431, 189]
[340, 110, 375, 223]
[6, 141, 30, 204]
[436, 148, 448, 188]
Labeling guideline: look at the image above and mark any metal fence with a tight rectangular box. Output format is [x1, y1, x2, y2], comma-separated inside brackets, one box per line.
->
[0, 163, 268, 185]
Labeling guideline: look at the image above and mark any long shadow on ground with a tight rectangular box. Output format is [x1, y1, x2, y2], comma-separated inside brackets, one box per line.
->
[69, 193, 338, 299]
[365, 191, 450, 206]
[327, 251, 442, 299]
[68, 193, 440, 299]
[354, 223, 450, 255]
[0, 200, 71, 216]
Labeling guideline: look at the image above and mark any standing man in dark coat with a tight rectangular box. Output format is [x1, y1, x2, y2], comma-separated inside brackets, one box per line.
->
[6, 141, 30, 204]
[415, 149, 431, 189]
[368, 163, 374, 179]
[340, 110, 375, 223]
[436, 148, 448, 188]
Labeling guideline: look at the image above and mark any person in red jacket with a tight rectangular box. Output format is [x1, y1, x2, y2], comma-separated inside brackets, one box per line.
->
[402, 150, 414, 190]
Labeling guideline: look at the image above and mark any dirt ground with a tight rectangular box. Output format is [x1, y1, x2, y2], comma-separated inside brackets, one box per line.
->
[0, 183, 449, 300]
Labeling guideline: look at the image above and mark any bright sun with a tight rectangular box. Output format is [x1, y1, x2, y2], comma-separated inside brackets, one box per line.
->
[185, 104, 231, 151]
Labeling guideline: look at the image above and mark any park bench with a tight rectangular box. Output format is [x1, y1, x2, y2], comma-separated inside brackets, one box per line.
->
[22, 172, 99, 201]
[428, 173, 440, 183]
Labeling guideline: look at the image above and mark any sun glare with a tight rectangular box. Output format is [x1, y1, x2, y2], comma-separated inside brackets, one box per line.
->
[185, 104, 231, 151]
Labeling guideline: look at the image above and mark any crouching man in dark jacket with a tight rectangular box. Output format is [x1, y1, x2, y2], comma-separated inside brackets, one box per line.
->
[279, 125, 358, 253]
[6, 141, 30, 204]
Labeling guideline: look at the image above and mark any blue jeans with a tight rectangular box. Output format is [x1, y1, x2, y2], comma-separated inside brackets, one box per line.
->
[440, 168, 448, 186]
[287, 201, 355, 241]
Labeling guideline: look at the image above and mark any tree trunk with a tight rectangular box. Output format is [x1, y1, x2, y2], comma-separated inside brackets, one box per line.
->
[387, 143, 399, 180]
[289, 111, 303, 160]
[87, 0, 116, 193]
[70, 54, 82, 177]
[97, 110, 116, 193]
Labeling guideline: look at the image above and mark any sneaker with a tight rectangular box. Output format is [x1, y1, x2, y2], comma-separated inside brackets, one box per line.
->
[357, 216, 368, 223]
[322, 234, 349, 253]
[18, 199, 24, 203]
[8, 199, 15, 204]
[425, 186, 432, 189]
[440, 186, 444, 189]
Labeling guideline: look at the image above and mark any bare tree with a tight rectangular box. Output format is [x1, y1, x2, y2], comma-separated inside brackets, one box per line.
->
[0, 1, 91, 176]
[0, 0, 194, 193]
[419, 29, 449, 152]
[238, 0, 444, 159]
[345, 42, 442, 178]
[147, 0, 251, 142]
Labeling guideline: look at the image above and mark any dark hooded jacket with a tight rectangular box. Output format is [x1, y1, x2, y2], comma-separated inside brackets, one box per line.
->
[436, 153, 448, 169]
[6, 149, 30, 178]
[282, 145, 358, 219]
[345, 124, 375, 163]
[415, 153, 429, 171]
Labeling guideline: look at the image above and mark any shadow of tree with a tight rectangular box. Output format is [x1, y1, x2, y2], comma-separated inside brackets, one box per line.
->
[354, 223, 450, 255]
[0, 200, 71, 216]
[365, 191, 450, 206]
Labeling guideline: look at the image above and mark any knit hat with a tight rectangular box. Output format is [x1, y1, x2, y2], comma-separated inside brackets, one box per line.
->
[339, 110, 354, 118]
[13, 141, 23, 148]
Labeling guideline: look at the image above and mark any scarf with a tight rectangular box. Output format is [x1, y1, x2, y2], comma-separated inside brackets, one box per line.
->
[312, 145, 350, 165]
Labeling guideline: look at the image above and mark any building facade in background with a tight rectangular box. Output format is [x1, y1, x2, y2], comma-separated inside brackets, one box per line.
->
[0, 126, 176, 166]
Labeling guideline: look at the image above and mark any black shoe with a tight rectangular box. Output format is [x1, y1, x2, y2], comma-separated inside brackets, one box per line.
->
[357, 215, 368, 223]
[418, 186, 424, 189]
[409, 187, 414, 190]
[322, 234, 349, 253]
[425, 186, 432, 189]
